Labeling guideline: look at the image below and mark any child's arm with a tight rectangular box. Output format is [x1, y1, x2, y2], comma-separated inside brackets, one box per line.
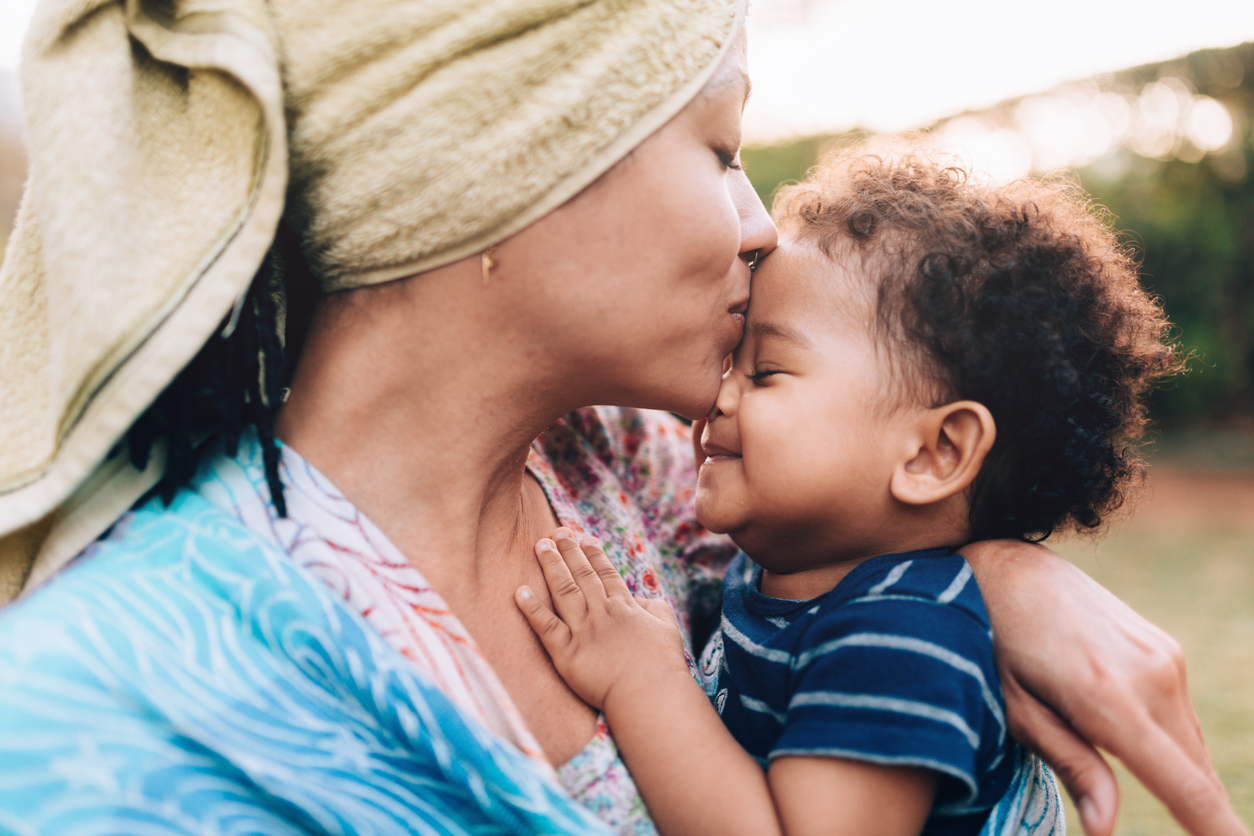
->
[514, 530, 938, 836]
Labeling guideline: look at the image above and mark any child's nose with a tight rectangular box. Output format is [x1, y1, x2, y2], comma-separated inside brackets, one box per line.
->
[710, 366, 740, 419]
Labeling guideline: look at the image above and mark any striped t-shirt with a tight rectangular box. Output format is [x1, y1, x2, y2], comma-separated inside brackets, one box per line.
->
[697, 550, 1016, 836]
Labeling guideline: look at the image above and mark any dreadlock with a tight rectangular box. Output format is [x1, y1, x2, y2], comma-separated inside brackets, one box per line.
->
[123, 223, 319, 517]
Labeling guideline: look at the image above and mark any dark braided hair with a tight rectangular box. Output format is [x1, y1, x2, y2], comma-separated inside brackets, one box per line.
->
[774, 148, 1185, 542]
[123, 223, 319, 517]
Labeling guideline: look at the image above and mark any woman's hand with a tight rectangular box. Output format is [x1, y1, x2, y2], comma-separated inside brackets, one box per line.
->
[962, 540, 1250, 836]
[515, 529, 690, 712]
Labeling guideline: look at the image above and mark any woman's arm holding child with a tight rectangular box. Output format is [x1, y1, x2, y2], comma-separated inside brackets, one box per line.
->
[515, 529, 936, 836]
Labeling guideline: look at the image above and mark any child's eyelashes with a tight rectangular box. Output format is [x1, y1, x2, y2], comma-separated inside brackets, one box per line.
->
[716, 148, 743, 171]
[747, 369, 781, 384]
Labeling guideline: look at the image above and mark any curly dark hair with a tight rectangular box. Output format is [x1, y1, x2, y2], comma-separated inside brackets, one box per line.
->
[772, 147, 1184, 542]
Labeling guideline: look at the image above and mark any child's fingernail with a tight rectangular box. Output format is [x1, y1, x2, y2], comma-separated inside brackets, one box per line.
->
[518, 587, 532, 601]
[580, 536, 599, 548]
[554, 528, 573, 541]
[537, 540, 553, 552]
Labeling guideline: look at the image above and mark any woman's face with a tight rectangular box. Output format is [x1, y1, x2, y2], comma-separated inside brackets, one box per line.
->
[504, 33, 777, 419]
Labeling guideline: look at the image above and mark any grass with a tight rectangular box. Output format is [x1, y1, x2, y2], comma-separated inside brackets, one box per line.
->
[1047, 462, 1254, 835]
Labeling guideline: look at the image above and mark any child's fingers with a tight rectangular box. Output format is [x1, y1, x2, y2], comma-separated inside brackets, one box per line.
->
[552, 528, 605, 601]
[515, 586, 571, 654]
[636, 596, 681, 628]
[535, 539, 587, 623]
[580, 536, 631, 599]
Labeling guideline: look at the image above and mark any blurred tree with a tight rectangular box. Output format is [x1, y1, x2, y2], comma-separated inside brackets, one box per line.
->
[1082, 151, 1254, 428]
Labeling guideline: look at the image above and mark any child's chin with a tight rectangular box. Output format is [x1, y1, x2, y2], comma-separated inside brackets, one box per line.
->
[694, 492, 733, 535]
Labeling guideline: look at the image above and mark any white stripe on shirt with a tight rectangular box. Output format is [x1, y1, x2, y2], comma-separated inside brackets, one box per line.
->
[720, 613, 794, 664]
[937, 563, 973, 604]
[866, 560, 913, 595]
[792, 632, 1006, 745]
[790, 691, 981, 749]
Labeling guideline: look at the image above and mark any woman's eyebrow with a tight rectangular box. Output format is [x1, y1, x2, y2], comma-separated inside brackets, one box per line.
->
[750, 320, 808, 346]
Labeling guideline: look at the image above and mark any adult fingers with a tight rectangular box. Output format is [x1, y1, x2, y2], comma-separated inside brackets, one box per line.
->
[1063, 631, 1242, 836]
[968, 542, 1246, 836]
[1001, 669, 1118, 836]
[1019, 571, 1241, 835]
[534, 539, 586, 623]
[1088, 706, 1248, 836]
[515, 586, 571, 655]
[553, 528, 606, 601]
[581, 536, 631, 599]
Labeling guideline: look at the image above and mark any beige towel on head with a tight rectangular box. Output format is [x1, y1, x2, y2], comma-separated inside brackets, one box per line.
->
[0, 0, 745, 602]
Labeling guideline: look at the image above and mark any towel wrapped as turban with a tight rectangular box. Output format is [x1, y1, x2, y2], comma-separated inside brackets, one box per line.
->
[0, 0, 745, 599]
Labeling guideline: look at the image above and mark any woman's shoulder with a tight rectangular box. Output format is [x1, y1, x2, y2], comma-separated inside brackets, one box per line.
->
[0, 491, 275, 644]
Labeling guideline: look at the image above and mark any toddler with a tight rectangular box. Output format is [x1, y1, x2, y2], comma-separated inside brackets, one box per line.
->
[514, 147, 1181, 836]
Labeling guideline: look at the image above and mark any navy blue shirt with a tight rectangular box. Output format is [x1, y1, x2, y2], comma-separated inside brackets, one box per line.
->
[697, 550, 1016, 836]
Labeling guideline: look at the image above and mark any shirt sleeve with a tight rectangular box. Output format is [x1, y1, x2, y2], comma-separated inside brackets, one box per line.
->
[773, 597, 1007, 807]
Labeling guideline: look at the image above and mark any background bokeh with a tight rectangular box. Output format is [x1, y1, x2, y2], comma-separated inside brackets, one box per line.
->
[1, 2, 1252, 834]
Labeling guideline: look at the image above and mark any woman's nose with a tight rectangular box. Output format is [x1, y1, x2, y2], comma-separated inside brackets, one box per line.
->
[730, 169, 778, 264]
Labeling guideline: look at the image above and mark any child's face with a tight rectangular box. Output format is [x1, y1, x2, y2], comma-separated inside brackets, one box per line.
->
[696, 239, 919, 572]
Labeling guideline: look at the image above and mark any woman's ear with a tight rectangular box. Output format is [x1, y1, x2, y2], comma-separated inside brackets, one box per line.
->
[890, 401, 996, 506]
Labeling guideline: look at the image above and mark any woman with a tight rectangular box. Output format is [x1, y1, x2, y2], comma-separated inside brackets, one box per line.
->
[0, 0, 1243, 834]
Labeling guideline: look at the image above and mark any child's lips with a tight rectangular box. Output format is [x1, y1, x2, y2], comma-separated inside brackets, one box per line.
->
[701, 441, 741, 462]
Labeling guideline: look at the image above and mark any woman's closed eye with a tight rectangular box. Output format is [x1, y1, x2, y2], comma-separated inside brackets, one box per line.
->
[716, 147, 743, 171]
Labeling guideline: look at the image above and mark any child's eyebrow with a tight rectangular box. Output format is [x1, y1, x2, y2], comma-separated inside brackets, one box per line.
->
[750, 320, 809, 347]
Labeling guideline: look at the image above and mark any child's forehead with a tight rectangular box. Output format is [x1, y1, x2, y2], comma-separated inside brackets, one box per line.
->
[750, 238, 875, 327]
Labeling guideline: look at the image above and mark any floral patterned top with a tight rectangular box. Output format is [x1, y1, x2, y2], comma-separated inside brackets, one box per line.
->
[190, 407, 735, 835]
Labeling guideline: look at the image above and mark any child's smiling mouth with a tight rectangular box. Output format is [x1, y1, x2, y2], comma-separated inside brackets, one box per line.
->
[701, 441, 741, 462]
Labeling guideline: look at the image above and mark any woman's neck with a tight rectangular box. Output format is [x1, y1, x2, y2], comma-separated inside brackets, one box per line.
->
[274, 259, 580, 591]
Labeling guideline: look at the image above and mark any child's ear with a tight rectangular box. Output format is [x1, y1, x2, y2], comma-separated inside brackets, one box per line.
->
[890, 401, 996, 506]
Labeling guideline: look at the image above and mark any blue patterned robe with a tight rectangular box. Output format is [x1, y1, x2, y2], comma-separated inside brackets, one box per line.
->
[0, 470, 1062, 835]
[0, 489, 610, 835]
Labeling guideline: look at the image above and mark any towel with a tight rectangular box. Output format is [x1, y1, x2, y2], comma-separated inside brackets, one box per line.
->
[0, 0, 744, 601]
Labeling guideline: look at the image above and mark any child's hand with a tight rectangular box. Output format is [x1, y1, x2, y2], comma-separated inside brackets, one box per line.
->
[515, 529, 690, 712]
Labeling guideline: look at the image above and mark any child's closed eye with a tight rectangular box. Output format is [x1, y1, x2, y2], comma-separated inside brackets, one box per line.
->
[748, 369, 783, 384]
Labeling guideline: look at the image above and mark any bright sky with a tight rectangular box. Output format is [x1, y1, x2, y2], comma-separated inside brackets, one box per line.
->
[743, 0, 1254, 141]
[3, 0, 1254, 141]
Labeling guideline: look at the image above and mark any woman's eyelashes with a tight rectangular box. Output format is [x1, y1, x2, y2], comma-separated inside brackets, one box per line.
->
[716, 147, 743, 171]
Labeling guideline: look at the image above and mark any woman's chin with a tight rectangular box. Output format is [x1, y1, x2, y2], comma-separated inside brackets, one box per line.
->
[670, 373, 723, 421]
[618, 357, 721, 419]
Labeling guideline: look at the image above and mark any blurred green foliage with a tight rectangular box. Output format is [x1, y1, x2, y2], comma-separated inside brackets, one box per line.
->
[742, 111, 1254, 431]
[1083, 152, 1254, 428]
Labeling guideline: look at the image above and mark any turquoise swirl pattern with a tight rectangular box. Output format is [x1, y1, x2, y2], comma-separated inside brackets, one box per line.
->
[0, 490, 611, 835]
[979, 746, 1066, 836]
